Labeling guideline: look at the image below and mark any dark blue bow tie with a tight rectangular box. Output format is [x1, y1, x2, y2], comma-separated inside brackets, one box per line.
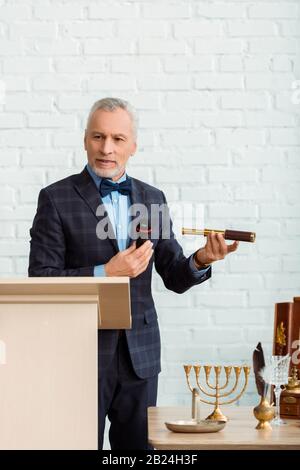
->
[99, 177, 132, 198]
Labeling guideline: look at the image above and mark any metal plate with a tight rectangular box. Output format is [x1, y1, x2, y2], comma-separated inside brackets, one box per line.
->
[165, 419, 226, 433]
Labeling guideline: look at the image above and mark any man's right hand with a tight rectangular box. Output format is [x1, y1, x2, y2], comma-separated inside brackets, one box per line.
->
[104, 240, 154, 278]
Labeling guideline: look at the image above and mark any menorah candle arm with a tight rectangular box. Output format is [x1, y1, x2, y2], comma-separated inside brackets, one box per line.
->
[219, 374, 249, 405]
[203, 378, 218, 391]
[218, 374, 240, 399]
[195, 377, 216, 398]
[187, 373, 215, 405]
[185, 375, 193, 393]
[218, 375, 231, 391]
[183, 365, 195, 393]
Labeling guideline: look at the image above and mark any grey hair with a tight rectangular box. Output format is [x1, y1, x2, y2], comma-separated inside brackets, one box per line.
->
[86, 97, 138, 138]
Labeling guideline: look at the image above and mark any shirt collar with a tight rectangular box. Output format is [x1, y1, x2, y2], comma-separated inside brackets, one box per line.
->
[86, 163, 127, 190]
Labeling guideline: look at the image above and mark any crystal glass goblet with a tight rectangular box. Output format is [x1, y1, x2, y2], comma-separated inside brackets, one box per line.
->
[269, 355, 291, 426]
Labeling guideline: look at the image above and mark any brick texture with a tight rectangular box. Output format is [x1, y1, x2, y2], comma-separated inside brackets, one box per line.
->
[0, 0, 299, 425]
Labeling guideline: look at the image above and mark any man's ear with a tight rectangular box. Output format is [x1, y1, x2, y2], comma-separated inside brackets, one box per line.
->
[84, 131, 87, 151]
[131, 142, 137, 156]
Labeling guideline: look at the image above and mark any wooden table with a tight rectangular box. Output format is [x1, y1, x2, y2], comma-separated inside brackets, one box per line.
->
[148, 406, 300, 450]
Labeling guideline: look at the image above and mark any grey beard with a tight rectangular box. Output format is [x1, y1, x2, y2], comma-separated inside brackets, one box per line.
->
[90, 163, 125, 180]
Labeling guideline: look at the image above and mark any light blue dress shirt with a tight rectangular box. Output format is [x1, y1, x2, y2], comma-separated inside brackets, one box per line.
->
[86, 164, 210, 277]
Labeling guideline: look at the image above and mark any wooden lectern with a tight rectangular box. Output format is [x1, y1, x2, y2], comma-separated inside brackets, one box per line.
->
[0, 277, 131, 450]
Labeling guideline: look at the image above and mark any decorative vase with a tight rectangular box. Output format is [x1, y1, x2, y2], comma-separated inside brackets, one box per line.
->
[253, 396, 275, 430]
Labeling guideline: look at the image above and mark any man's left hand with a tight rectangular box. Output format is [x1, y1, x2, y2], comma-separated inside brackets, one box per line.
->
[194, 232, 239, 268]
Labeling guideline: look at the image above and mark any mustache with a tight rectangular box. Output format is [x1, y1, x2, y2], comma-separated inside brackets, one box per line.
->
[96, 158, 117, 162]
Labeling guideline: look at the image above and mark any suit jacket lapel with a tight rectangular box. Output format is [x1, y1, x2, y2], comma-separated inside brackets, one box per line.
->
[73, 168, 119, 253]
[130, 177, 146, 208]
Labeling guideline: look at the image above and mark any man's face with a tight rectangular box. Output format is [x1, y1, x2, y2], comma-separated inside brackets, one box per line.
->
[84, 107, 137, 181]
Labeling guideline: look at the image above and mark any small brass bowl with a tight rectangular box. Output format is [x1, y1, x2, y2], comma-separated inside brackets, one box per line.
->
[165, 419, 226, 433]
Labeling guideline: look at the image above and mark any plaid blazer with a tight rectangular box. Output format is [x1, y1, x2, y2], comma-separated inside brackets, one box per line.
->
[28, 167, 211, 378]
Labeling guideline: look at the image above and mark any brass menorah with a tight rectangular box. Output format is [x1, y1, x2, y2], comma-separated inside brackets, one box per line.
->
[184, 364, 251, 422]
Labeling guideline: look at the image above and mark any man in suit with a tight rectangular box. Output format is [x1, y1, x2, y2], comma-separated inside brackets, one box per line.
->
[29, 97, 239, 450]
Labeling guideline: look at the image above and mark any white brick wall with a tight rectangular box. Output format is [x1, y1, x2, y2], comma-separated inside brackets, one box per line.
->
[0, 0, 300, 434]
